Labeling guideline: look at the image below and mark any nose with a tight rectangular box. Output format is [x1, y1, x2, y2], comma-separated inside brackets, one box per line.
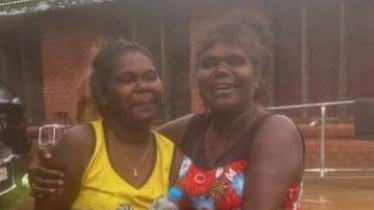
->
[213, 61, 230, 78]
[134, 78, 152, 93]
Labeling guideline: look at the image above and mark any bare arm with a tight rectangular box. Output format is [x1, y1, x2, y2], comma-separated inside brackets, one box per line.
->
[29, 113, 191, 197]
[168, 147, 184, 185]
[242, 115, 304, 210]
[34, 124, 94, 210]
[156, 114, 194, 147]
[29, 149, 64, 196]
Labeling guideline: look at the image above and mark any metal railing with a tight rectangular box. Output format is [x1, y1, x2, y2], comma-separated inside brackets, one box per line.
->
[266, 99, 374, 177]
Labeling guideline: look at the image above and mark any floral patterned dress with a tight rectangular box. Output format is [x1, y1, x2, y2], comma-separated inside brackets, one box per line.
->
[172, 113, 303, 210]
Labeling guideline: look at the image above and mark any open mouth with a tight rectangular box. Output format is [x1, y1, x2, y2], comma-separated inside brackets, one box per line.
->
[211, 84, 235, 94]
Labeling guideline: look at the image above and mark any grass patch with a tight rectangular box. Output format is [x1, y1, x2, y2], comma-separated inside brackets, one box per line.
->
[0, 168, 30, 210]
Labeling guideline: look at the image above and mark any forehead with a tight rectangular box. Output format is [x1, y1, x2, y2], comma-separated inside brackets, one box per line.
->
[201, 43, 246, 57]
[116, 52, 154, 71]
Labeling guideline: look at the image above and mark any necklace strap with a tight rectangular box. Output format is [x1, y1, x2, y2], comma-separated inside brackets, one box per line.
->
[122, 138, 153, 177]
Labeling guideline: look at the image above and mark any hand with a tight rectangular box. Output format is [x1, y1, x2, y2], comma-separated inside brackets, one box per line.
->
[29, 149, 64, 197]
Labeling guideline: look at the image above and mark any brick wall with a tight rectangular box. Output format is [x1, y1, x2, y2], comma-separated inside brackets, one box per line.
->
[189, 0, 265, 112]
[300, 123, 374, 169]
[39, 1, 265, 120]
[35, 2, 373, 169]
[40, 7, 101, 123]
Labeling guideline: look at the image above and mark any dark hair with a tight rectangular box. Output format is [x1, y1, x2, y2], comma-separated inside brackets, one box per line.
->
[90, 39, 154, 115]
[196, 10, 272, 100]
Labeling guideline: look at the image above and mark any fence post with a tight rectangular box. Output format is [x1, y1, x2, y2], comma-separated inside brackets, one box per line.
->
[320, 105, 327, 177]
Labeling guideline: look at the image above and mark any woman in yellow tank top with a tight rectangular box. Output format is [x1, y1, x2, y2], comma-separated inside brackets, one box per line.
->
[34, 39, 182, 210]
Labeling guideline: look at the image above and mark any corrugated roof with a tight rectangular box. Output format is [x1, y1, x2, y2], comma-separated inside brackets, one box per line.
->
[0, 0, 41, 7]
[0, 0, 115, 16]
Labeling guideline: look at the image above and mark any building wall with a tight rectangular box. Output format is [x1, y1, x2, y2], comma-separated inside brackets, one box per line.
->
[34, 1, 374, 168]
[38, 0, 265, 121]
[40, 7, 101, 123]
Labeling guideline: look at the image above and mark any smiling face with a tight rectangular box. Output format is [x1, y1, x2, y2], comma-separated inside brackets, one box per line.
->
[197, 42, 258, 114]
[105, 51, 162, 126]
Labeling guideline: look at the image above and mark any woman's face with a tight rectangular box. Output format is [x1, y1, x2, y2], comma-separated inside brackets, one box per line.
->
[106, 51, 162, 125]
[197, 43, 258, 113]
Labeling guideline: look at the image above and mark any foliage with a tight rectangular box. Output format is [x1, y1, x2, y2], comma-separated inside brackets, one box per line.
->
[0, 169, 30, 210]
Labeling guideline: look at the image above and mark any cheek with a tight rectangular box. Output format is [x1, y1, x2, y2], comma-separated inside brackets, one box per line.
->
[151, 80, 163, 101]
[196, 71, 209, 88]
[238, 67, 256, 83]
[108, 85, 133, 104]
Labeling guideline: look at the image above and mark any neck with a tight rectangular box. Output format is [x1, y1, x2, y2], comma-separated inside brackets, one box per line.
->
[104, 117, 152, 145]
[210, 105, 260, 132]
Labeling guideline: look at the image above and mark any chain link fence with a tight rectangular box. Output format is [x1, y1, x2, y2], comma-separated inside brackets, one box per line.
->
[269, 0, 374, 121]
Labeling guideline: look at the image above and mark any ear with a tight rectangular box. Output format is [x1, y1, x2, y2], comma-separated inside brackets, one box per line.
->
[93, 84, 108, 108]
[253, 70, 262, 100]
[253, 69, 261, 89]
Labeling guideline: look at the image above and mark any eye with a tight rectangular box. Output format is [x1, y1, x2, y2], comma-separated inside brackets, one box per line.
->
[198, 56, 219, 69]
[225, 55, 248, 67]
[143, 70, 159, 81]
[115, 73, 136, 84]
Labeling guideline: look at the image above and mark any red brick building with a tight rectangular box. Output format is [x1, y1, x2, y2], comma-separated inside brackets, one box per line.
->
[1, 0, 374, 169]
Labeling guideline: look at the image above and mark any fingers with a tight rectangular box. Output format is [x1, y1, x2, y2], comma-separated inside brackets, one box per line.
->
[29, 177, 63, 197]
[33, 174, 64, 187]
[29, 147, 52, 167]
[31, 166, 64, 179]
[29, 166, 64, 197]
[39, 148, 52, 160]
[30, 183, 55, 196]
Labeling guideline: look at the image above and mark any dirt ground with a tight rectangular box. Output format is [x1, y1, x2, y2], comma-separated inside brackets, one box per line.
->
[8, 132, 374, 209]
[9, 172, 374, 210]
[302, 172, 374, 210]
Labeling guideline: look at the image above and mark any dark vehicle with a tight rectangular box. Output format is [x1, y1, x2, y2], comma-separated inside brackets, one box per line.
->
[0, 81, 30, 195]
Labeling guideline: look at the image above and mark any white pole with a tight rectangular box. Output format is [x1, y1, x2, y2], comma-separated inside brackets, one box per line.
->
[301, 0, 308, 119]
[320, 105, 327, 177]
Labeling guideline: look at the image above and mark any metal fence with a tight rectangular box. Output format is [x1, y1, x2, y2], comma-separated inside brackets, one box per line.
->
[267, 99, 374, 177]
[269, 0, 374, 120]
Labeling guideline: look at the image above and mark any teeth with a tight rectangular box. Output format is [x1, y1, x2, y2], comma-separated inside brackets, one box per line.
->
[213, 84, 232, 91]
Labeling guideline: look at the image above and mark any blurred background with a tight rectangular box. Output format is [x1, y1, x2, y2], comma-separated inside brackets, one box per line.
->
[1, 0, 374, 209]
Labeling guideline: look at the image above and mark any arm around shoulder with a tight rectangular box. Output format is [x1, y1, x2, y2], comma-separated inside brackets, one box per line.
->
[242, 114, 304, 210]
[156, 114, 194, 147]
[34, 124, 95, 210]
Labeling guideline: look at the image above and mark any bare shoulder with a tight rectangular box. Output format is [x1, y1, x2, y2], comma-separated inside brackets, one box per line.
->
[156, 114, 194, 146]
[256, 114, 302, 143]
[49, 123, 95, 180]
[250, 114, 304, 171]
[242, 116, 304, 209]
[53, 124, 94, 158]
[59, 123, 95, 152]
[34, 123, 95, 210]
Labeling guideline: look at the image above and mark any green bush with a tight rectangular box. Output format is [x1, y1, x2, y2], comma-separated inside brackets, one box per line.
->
[0, 169, 30, 210]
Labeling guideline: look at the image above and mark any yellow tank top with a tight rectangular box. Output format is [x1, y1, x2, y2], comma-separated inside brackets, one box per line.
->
[71, 119, 175, 210]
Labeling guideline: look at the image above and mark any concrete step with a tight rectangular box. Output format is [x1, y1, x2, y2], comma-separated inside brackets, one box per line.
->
[298, 123, 354, 139]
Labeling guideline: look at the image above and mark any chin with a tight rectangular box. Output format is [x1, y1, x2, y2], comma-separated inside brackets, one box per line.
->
[134, 111, 158, 123]
[209, 103, 236, 114]
[129, 117, 155, 128]
[209, 100, 249, 115]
